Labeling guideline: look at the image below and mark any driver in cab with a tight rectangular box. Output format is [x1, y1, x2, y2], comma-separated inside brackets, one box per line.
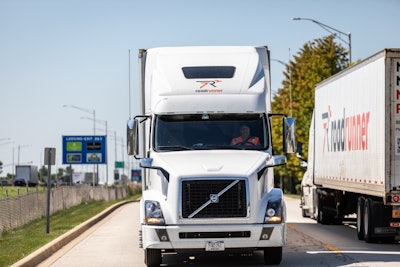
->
[231, 125, 259, 146]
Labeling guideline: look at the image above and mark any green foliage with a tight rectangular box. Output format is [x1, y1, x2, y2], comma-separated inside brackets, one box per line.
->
[271, 35, 349, 193]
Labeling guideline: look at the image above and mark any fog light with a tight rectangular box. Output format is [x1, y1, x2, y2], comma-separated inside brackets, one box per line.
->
[259, 227, 274, 240]
[155, 229, 170, 242]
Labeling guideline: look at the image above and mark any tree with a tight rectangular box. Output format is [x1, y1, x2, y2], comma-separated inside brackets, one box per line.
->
[39, 165, 48, 182]
[57, 168, 64, 178]
[0, 160, 3, 175]
[271, 35, 348, 193]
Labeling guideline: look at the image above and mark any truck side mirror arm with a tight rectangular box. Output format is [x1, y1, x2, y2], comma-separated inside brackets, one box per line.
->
[140, 158, 170, 182]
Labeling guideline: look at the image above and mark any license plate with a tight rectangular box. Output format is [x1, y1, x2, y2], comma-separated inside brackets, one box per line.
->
[206, 241, 225, 251]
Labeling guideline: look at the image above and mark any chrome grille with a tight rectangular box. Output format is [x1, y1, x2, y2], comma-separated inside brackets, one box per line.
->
[181, 179, 247, 218]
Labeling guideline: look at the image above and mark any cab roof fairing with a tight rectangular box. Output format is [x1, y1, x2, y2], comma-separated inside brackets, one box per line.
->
[142, 46, 271, 115]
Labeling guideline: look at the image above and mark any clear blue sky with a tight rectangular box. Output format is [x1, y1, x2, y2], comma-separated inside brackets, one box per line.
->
[0, 0, 399, 184]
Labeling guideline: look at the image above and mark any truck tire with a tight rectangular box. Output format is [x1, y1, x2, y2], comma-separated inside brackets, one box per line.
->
[301, 204, 307, 218]
[317, 193, 333, 224]
[356, 197, 365, 240]
[363, 198, 376, 243]
[312, 204, 319, 220]
[145, 249, 161, 267]
[264, 247, 282, 265]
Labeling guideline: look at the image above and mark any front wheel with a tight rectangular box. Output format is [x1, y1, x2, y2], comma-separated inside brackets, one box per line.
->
[264, 247, 282, 265]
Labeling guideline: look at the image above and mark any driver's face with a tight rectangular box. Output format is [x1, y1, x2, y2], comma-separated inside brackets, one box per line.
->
[240, 126, 250, 139]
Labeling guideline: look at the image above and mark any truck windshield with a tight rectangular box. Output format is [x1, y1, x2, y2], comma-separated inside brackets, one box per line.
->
[154, 114, 269, 151]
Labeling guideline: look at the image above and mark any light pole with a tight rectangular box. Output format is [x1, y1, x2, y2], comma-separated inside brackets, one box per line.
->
[271, 58, 293, 117]
[292, 17, 351, 63]
[63, 104, 97, 186]
[81, 116, 109, 186]
[0, 140, 14, 147]
[103, 130, 121, 184]
[12, 144, 31, 175]
[0, 138, 13, 149]
[63, 105, 96, 135]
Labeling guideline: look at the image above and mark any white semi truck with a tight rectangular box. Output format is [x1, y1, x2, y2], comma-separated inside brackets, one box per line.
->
[127, 46, 296, 266]
[300, 48, 400, 243]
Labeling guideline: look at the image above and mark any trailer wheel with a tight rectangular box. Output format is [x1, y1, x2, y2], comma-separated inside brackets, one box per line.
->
[356, 197, 365, 240]
[263, 247, 282, 265]
[145, 249, 161, 267]
[363, 198, 376, 243]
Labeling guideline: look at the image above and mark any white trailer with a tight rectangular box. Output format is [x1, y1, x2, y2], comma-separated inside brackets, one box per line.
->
[127, 46, 296, 266]
[300, 48, 400, 243]
[15, 165, 38, 186]
[72, 172, 98, 186]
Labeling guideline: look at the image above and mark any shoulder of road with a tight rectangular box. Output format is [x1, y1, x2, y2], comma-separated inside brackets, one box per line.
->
[11, 199, 138, 267]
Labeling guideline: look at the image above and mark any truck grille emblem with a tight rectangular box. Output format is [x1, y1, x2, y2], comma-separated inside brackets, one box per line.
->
[210, 194, 219, 203]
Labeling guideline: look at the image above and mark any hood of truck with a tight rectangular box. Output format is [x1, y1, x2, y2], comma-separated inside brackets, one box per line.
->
[152, 150, 269, 177]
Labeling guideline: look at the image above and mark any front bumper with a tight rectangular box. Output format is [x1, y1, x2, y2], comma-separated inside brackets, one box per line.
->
[141, 223, 286, 251]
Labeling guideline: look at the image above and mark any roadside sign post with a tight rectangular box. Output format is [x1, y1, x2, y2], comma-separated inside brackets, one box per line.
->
[44, 147, 56, 234]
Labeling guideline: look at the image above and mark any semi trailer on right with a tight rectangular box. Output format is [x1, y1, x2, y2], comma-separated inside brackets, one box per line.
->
[300, 48, 400, 242]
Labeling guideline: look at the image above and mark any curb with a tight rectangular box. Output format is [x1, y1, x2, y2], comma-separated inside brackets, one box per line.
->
[11, 200, 134, 267]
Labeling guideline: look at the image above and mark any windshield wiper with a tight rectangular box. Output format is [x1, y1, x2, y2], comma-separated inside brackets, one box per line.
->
[191, 143, 245, 150]
[204, 145, 244, 150]
[157, 145, 193, 151]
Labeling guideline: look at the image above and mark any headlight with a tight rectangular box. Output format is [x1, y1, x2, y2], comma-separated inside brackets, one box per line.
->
[145, 200, 165, 225]
[264, 199, 283, 223]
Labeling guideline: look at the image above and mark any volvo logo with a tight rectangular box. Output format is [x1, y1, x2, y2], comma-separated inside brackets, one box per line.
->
[210, 194, 219, 203]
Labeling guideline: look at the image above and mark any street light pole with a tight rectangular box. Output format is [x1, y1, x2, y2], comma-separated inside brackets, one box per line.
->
[292, 17, 351, 63]
[63, 105, 96, 135]
[63, 104, 97, 186]
[82, 117, 109, 185]
[271, 56, 293, 117]
[12, 144, 30, 175]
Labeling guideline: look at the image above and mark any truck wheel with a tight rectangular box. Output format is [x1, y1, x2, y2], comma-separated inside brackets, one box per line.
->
[302, 206, 307, 217]
[317, 195, 331, 224]
[263, 247, 282, 265]
[145, 249, 161, 267]
[363, 198, 376, 243]
[312, 204, 319, 220]
[356, 197, 365, 240]
[317, 208, 332, 224]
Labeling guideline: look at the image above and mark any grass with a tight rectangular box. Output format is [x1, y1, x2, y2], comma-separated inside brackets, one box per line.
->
[0, 186, 47, 198]
[0, 194, 140, 267]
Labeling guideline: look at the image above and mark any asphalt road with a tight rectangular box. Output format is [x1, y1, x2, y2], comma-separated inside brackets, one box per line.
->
[37, 197, 400, 267]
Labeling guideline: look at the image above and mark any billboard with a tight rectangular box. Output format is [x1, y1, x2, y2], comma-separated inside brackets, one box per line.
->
[62, 136, 107, 164]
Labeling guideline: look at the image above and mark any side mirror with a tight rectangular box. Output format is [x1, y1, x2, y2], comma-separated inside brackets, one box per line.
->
[283, 117, 296, 154]
[127, 118, 137, 156]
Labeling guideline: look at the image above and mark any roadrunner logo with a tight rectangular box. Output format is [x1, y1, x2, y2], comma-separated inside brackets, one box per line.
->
[195, 80, 223, 93]
[321, 105, 370, 153]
